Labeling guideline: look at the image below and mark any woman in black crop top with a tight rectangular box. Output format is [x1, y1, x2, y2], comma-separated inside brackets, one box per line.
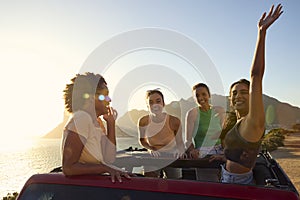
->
[212, 4, 283, 184]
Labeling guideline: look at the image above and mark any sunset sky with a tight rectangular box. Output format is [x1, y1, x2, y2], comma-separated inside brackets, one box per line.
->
[0, 0, 299, 140]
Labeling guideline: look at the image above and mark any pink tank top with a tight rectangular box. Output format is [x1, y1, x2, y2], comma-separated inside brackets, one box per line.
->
[145, 114, 177, 152]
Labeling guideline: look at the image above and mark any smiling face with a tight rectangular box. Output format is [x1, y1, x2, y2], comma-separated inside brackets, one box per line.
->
[194, 86, 211, 107]
[230, 83, 249, 114]
[147, 92, 165, 115]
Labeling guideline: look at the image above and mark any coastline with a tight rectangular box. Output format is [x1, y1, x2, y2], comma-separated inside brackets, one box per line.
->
[270, 132, 300, 193]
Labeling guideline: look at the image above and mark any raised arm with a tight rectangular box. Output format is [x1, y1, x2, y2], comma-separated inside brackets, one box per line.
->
[101, 106, 118, 163]
[242, 4, 283, 142]
[98, 106, 117, 164]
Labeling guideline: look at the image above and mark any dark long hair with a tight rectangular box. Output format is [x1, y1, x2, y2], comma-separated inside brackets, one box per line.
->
[220, 79, 250, 144]
[220, 111, 237, 142]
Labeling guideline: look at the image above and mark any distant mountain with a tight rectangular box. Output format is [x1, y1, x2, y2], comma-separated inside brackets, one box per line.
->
[43, 94, 300, 138]
[43, 111, 69, 138]
[116, 109, 148, 137]
[263, 94, 300, 128]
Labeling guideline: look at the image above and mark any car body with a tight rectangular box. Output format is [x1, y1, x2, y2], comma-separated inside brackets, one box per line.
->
[17, 150, 299, 200]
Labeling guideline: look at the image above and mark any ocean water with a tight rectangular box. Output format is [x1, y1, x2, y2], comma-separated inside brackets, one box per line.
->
[0, 137, 140, 198]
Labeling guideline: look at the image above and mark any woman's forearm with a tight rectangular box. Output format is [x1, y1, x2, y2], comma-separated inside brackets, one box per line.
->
[102, 122, 117, 163]
[62, 161, 110, 176]
[250, 29, 266, 79]
[106, 121, 116, 145]
[101, 138, 116, 164]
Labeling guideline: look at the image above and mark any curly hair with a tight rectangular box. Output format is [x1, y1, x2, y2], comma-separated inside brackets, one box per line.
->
[63, 72, 107, 113]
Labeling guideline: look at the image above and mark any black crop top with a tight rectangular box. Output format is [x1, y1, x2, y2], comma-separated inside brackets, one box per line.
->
[223, 120, 263, 169]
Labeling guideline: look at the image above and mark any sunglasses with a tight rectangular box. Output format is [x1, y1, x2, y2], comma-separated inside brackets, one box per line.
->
[82, 93, 111, 102]
[96, 94, 111, 102]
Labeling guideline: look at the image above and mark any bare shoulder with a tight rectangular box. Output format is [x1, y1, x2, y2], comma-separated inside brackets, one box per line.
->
[138, 115, 149, 127]
[169, 114, 181, 131]
[169, 115, 180, 124]
[187, 107, 198, 118]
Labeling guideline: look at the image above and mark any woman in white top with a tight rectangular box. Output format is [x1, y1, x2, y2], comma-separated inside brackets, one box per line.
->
[62, 72, 130, 182]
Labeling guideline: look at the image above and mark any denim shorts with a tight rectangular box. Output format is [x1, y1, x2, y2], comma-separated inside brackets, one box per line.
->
[220, 164, 254, 184]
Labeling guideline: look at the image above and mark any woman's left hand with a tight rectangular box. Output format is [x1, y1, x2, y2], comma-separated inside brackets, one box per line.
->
[103, 106, 118, 123]
[258, 4, 283, 31]
[108, 168, 132, 183]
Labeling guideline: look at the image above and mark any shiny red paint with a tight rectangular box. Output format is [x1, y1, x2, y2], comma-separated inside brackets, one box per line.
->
[17, 173, 299, 200]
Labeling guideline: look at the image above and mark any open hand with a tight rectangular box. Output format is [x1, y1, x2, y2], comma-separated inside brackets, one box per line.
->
[258, 4, 283, 31]
[107, 165, 132, 183]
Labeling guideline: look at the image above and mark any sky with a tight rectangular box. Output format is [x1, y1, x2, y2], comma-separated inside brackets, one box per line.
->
[0, 0, 299, 139]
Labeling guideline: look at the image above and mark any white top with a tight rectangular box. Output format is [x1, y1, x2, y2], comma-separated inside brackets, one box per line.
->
[62, 110, 104, 164]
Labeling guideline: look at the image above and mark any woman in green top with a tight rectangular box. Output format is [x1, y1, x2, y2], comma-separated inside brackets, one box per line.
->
[185, 83, 225, 159]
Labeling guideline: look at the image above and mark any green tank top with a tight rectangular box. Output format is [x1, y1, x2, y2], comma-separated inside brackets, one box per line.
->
[193, 108, 222, 148]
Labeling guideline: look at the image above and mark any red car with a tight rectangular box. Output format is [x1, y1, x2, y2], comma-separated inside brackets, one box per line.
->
[17, 150, 299, 200]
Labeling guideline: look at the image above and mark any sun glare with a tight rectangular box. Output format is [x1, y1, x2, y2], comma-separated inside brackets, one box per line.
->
[0, 35, 74, 139]
[0, 136, 37, 152]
